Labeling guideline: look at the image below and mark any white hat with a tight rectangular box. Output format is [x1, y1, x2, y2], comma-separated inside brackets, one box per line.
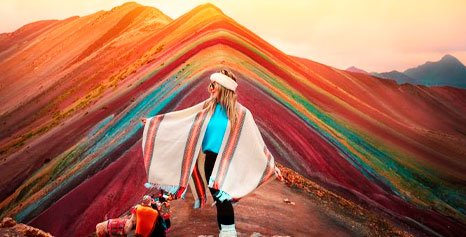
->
[210, 72, 238, 92]
[142, 195, 152, 205]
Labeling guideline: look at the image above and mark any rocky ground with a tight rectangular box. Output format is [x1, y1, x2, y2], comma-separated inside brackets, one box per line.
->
[0, 217, 52, 237]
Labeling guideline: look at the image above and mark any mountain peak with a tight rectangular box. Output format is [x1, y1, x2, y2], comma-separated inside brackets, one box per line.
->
[442, 53, 456, 60]
[109, 1, 142, 11]
[197, 3, 224, 12]
[439, 54, 463, 66]
[107, 2, 172, 24]
[166, 2, 230, 32]
[108, 2, 169, 17]
[119, 1, 142, 8]
[345, 66, 369, 74]
[190, 3, 226, 17]
[402, 54, 466, 88]
[371, 70, 415, 84]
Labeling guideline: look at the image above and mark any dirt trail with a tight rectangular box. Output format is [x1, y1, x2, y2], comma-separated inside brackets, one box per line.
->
[167, 179, 356, 237]
[162, 164, 422, 237]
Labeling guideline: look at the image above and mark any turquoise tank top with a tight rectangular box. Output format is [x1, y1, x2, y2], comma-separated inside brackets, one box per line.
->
[202, 103, 228, 154]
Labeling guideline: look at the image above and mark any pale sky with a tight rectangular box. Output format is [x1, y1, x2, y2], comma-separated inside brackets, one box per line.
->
[1, 0, 465, 72]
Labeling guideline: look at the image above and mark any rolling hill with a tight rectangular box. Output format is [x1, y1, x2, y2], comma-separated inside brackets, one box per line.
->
[370, 54, 466, 88]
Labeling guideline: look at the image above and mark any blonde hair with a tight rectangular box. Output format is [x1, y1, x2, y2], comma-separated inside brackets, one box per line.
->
[204, 69, 238, 125]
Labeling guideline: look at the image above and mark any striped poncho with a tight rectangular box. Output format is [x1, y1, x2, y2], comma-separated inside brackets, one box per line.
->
[142, 100, 279, 208]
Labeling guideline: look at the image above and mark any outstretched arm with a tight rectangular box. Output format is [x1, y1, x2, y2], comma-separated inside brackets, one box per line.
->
[140, 99, 209, 126]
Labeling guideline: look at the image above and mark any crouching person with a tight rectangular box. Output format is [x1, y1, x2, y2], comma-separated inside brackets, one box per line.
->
[151, 191, 172, 237]
[95, 214, 135, 237]
[135, 195, 159, 237]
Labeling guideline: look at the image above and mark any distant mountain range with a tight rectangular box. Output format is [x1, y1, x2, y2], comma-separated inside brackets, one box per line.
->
[346, 54, 466, 88]
[372, 70, 416, 83]
[345, 66, 369, 74]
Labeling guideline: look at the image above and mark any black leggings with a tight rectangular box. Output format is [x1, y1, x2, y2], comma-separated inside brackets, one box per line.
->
[204, 151, 235, 229]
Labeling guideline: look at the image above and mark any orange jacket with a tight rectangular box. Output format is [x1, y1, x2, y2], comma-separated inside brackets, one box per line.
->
[135, 204, 158, 237]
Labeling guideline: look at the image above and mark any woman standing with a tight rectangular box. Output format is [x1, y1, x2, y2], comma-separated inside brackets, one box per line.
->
[142, 69, 280, 237]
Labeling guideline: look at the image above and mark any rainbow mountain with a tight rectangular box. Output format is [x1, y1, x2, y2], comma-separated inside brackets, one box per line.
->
[1, 2, 465, 236]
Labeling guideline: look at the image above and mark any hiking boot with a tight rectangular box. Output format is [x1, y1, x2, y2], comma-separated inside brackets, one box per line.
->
[219, 224, 237, 237]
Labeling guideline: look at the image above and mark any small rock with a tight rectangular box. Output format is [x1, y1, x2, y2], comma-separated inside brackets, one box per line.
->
[283, 199, 295, 205]
[316, 190, 325, 197]
[0, 217, 16, 228]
